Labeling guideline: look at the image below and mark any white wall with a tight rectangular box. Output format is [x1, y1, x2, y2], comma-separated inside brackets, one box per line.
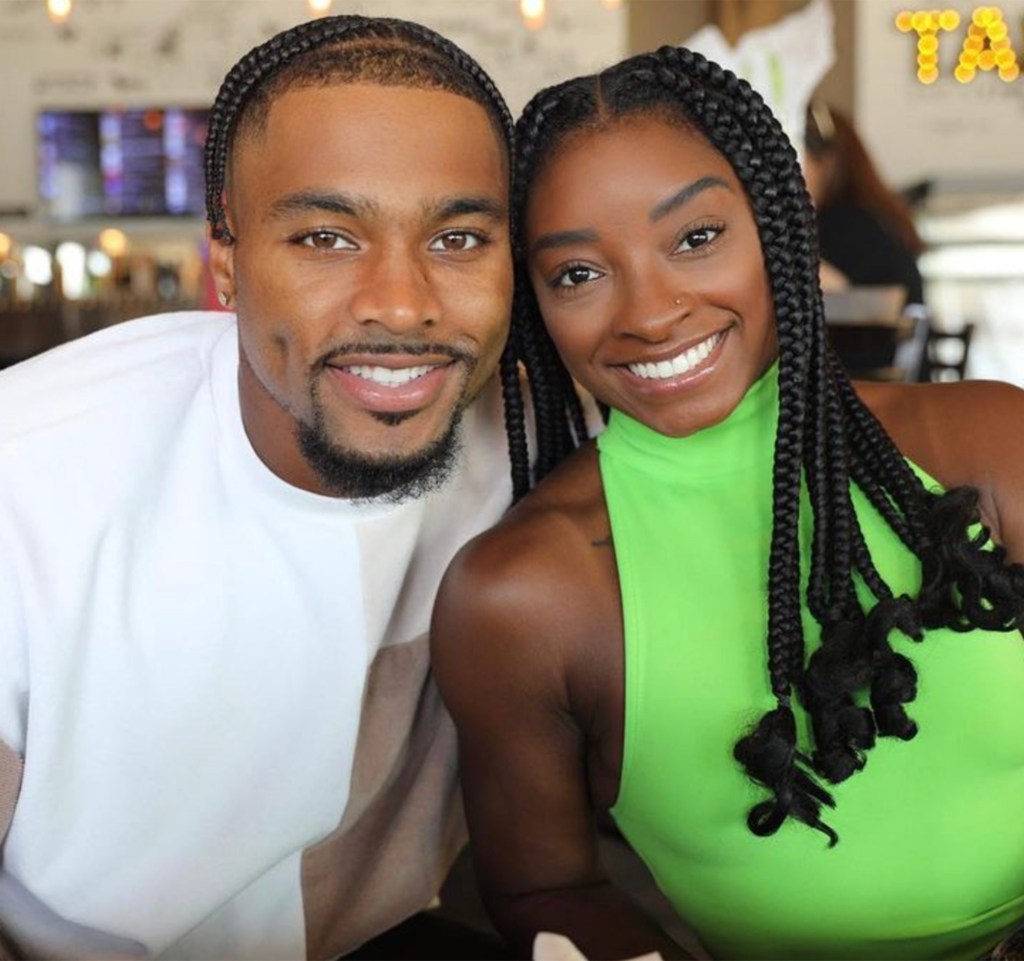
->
[0, 0, 626, 215]
[855, 0, 1024, 189]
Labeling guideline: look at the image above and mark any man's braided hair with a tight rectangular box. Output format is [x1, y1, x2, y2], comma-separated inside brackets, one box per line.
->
[203, 13, 560, 493]
[511, 46, 1024, 843]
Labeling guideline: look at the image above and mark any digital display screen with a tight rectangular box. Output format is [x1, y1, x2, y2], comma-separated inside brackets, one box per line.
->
[37, 108, 209, 220]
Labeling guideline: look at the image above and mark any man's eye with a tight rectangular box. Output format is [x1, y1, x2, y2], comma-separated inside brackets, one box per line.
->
[553, 264, 602, 289]
[298, 231, 356, 251]
[429, 231, 484, 253]
[676, 226, 722, 252]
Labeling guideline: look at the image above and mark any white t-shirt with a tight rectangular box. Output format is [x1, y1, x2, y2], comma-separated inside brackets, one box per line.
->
[0, 312, 512, 960]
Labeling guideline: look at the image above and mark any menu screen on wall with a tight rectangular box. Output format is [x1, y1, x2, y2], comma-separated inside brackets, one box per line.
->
[37, 108, 209, 220]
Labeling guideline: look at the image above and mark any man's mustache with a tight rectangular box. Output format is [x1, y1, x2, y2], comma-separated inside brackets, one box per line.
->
[312, 342, 475, 374]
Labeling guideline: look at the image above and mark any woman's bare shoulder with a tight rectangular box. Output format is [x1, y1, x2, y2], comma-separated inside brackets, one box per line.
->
[449, 443, 605, 580]
[431, 442, 616, 690]
[854, 377, 1024, 557]
[855, 378, 1024, 486]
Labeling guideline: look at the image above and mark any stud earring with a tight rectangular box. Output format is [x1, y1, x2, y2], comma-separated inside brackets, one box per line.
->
[217, 290, 230, 308]
[674, 297, 683, 306]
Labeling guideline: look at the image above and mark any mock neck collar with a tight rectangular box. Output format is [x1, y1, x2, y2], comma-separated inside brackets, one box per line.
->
[597, 363, 779, 479]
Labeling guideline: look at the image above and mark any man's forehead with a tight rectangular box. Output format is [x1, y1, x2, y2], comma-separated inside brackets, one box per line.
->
[227, 84, 508, 221]
[240, 81, 506, 159]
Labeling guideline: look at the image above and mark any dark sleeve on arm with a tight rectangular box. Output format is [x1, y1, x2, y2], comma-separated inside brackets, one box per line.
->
[817, 204, 924, 306]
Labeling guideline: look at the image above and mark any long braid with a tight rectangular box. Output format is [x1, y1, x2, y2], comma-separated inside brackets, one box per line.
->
[508, 78, 601, 491]
[513, 45, 1024, 842]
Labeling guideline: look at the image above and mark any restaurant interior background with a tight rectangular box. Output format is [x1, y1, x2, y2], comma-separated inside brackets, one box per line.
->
[0, 0, 1022, 385]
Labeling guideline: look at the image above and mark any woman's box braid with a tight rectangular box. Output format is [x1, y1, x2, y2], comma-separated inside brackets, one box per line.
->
[201, 12, 563, 503]
[512, 45, 1024, 844]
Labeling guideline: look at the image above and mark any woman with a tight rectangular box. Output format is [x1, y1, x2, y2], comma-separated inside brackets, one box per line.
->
[803, 100, 925, 307]
[431, 47, 1024, 961]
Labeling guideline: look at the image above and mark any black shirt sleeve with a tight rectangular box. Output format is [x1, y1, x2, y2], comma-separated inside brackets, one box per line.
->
[816, 202, 924, 306]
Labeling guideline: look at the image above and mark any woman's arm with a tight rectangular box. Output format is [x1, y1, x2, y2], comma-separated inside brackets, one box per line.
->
[431, 514, 689, 961]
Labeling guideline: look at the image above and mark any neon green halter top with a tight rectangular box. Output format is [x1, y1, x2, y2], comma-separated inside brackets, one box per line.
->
[599, 365, 1024, 960]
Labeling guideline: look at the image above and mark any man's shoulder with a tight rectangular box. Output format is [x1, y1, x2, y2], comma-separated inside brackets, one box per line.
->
[0, 310, 234, 447]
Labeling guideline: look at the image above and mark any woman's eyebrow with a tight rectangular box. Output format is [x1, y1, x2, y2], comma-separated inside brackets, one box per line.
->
[650, 176, 733, 222]
[530, 227, 600, 256]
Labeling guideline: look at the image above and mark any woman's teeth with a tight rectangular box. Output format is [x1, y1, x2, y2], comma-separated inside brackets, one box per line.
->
[346, 364, 435, 387]
[627, 331, 723, 380]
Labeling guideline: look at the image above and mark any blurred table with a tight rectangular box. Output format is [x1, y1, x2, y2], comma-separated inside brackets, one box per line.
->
[823, 286, 916, 381]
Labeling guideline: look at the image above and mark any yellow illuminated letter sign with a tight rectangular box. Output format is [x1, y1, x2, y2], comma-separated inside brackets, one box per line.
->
[896, 6, 1021, 83]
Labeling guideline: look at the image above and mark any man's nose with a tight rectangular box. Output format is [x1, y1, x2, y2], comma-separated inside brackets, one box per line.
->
[349, 246, 441, 333]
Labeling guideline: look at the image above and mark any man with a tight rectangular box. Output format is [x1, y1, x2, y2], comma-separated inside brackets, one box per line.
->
[0, 16, 515, 960]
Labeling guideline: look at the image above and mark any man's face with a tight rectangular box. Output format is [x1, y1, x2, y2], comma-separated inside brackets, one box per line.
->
[211, 83, 511, 499]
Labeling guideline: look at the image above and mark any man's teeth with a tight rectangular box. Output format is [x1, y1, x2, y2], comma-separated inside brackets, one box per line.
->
[346, 364, 435, 387]
[628, 331, 723, 380]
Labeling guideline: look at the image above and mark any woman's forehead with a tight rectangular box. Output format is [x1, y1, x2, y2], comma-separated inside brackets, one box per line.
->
[526, 118, 739, 221]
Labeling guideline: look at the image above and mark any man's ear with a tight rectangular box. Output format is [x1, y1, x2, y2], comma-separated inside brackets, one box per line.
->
[207, 223, 236, 298]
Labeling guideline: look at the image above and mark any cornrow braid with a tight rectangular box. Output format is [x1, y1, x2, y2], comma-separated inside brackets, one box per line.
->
[512, 45, 1024, 842]
[202, 13, 578, 504]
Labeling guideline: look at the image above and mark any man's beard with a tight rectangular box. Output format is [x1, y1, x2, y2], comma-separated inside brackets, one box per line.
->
[296, 394, 467, 503]
[294, 341, 478, 502]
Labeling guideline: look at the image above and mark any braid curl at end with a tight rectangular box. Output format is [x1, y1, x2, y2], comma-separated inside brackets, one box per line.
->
[917, 486, 1024, 632]
[734, 703, 838, 846]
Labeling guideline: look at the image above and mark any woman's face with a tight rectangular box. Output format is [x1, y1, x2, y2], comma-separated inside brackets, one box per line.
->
[525, 116, 778, 438]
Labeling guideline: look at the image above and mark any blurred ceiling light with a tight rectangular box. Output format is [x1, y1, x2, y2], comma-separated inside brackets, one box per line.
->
[98, 228, 128, 258]
[601, 0, 623, 8]
[0, 232, 11, 259]
[307, 0, 332, 15]
[521, 0, 546, 31]
[45, 0, 73, 25]
[23, 246, 54, 286]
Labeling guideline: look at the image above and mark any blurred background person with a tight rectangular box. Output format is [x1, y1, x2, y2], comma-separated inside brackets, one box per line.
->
[803, 100, 925, 309]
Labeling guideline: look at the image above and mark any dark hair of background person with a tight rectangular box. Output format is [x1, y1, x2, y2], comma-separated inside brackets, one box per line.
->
[202, 13, 580, 503]
[511, 46, 1024, 844]
[804, 101, 925, 258]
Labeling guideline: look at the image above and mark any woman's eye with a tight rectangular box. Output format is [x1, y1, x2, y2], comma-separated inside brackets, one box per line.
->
[554, 265, 602, 289]
[676, 226, 722, 252]
[298, 231, 356, 251]
[429, 231, 483, 252]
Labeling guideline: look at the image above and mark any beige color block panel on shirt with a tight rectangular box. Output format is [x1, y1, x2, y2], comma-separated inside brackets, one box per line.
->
[0, 740, 24, 960]
[302, 635, 465, 959]
[0, 740, 22, 850]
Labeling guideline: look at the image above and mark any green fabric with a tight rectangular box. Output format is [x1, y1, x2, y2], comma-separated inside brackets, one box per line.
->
[599, 365, 1024, 960]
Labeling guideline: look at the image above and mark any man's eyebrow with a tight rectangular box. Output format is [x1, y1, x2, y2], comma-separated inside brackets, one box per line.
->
[650, 176, 733, 222]
[266, 190, 378, 221]
[530, 228, 600, 256]
[430, 196, 508, 222]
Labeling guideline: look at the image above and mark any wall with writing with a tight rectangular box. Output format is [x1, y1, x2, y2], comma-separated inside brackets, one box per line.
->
[0, 0, 626, 216]
[856, 0, 1024, 188]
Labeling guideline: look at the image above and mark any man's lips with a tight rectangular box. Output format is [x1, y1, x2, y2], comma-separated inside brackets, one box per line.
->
[323, 354, 460, 416]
